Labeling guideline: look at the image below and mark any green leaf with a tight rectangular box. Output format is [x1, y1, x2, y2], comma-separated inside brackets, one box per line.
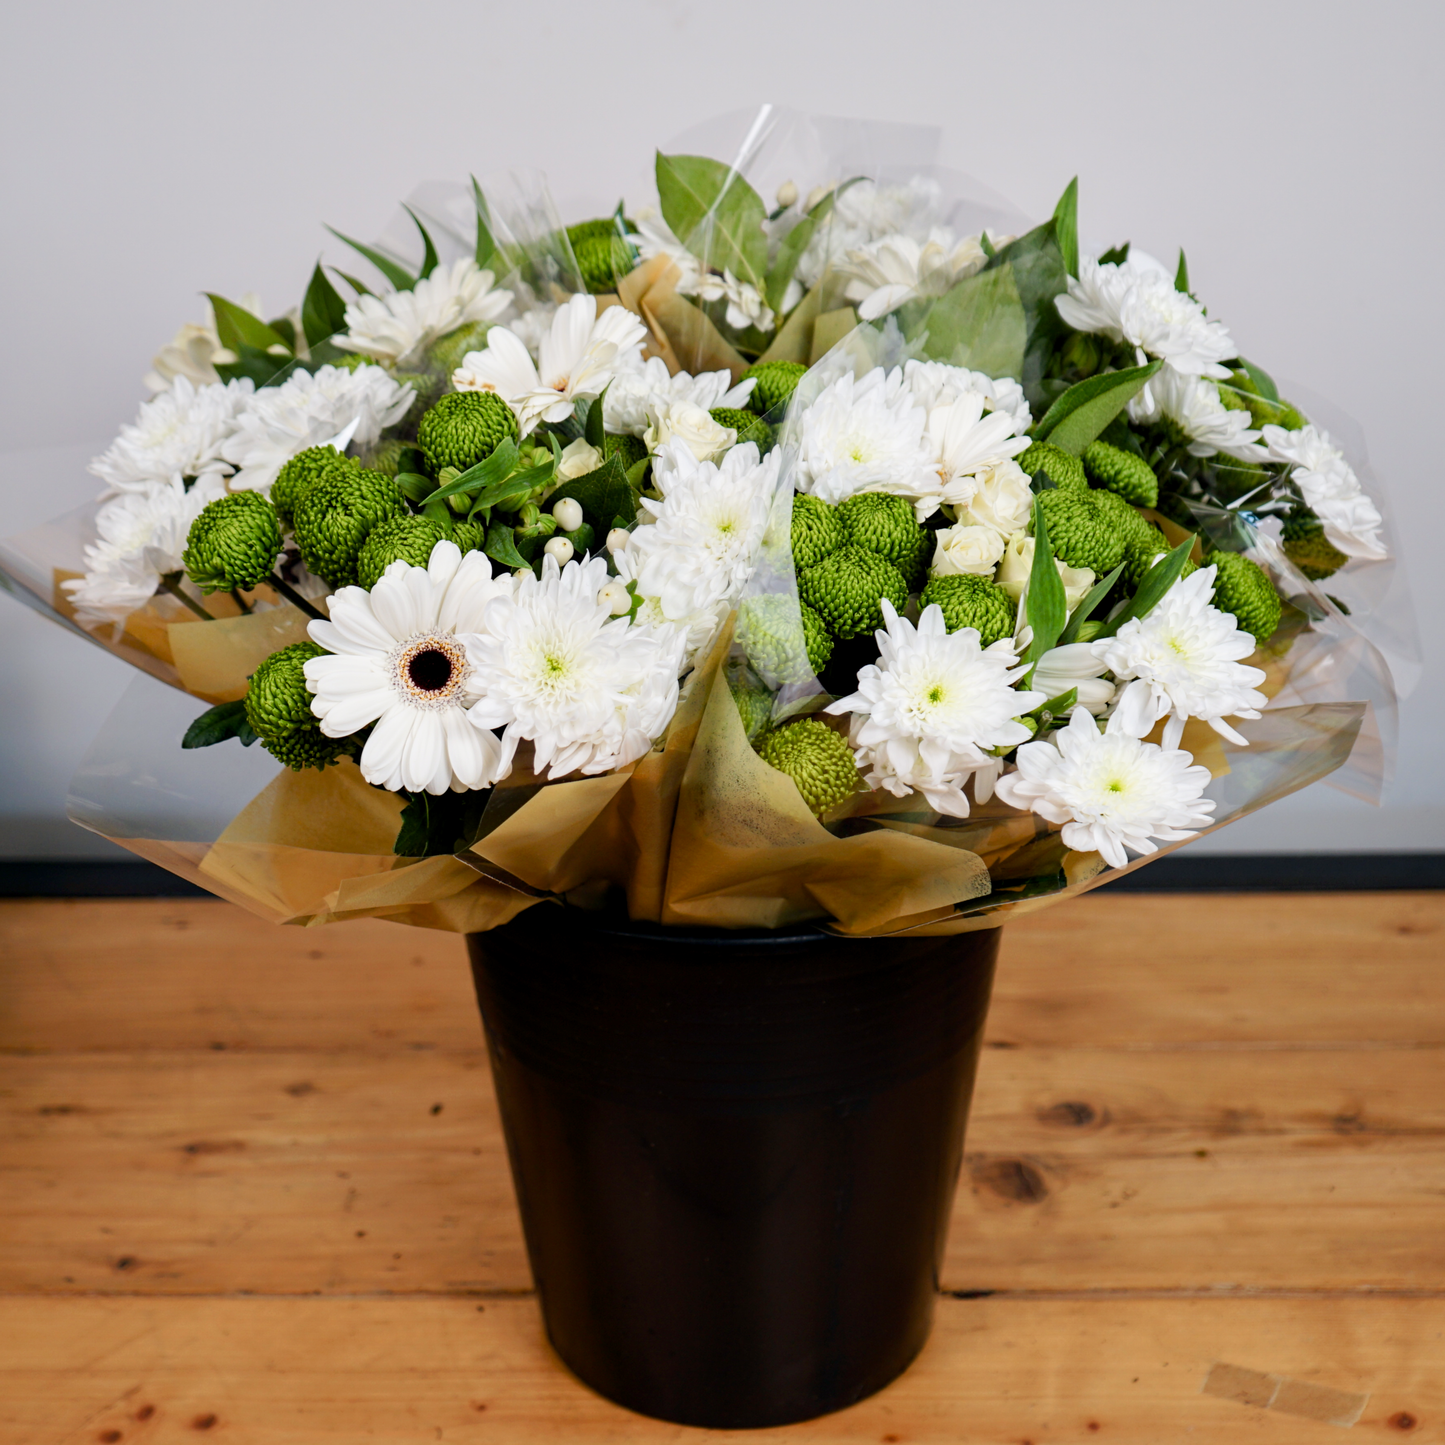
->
[330, 267, 375, 299]
[421, 497, 453, 528]
[402, 205, 439, 281]
[182, 699, 257, 750]
[1034, 361, 1162, 456]
[981, 222, 1071, 408]
[1099, 535, 1195, 638]
[470, 177, 496, 270]
[301, 262, 349, 349]
[547, 452, 633, 533]
[979, 231, 996, 260]
[395, 471, 438, 504]
[761, 176, 863, 315]
[206, 294, 290, 355]
[1174, 248, 1190, 295]
[624, 454, 651, 492]
[325, 226, 416, 293]
[655, 152, 767, 288]
[1023, 497, 1068, 671]
[1052, 176, 1079, 279]
[429, 439, 519, 504]
[1237, 357, 1279, 403]
[914, 262, 1028, 379]
[1097, 242, 1130, 266]
[268, 315, 298, 351]
[394, 788, 490, 858]
[1057, 562, 1124, 646]
[484, 519, 529, 570]
[583, 384, 608, 451]
[470, 467, 548, 515]
[214, 343, 296, 389]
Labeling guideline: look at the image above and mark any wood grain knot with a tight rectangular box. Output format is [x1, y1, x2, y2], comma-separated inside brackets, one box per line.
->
[971, 1158, 1049, 1203]
[284, 1081, 316, 1097]
[1038, 1100, 1097, 1128]
[1389, 1412, 1418, 1431]
[98, 1431, 121, 1442]
[181, 1140, 245, 1155]
[190, 1415, 218, 1431]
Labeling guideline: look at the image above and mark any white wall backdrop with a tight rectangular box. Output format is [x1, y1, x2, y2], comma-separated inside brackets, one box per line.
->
[1, 0, 1439, 857]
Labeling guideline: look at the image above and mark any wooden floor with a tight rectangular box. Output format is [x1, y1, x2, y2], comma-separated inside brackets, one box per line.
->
[2, 893, 1442, 1442]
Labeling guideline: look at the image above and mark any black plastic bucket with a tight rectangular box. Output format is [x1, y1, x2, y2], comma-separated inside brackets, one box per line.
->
[467, 908, 1000, 1429]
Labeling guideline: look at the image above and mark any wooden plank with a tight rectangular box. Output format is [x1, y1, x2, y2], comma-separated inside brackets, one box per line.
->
[5, 1043, 1443, 1294]
[2, 1295, 1440, 1443]
[4, 893, 1444, 1053]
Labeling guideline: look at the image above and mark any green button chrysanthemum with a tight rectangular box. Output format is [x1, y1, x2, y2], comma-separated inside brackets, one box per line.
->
[244, 641, 353, 772]
[292, 467, 407, 589]
[272, 446, 356, 530]
[798, 545, 909, 641]
[425, 321, 491, 378]
[740, 360, 807, 417]
[603, 432, 648, 472]
[1082, 440, 1159, 508]
[736, 594, 833, 685]
[567, 219, 638, 294]
[918, 573, 1014, 646]
[756, 717, 860, 817]
[708, 407, 773, 450]
[1281, 506, 1347, 580]
[1206, 549, 1283, 643]
[182, 491, 284, 595]
[417, 390, 520, 476]
[791, 493, 844, 572]
[357, 515, 450, 589]
[836, 491, 930, 588]
[1017, 441, 1087, 492]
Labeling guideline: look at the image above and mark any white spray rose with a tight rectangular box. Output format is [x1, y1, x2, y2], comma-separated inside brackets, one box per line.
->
[554, 438, 602, 483]
[961, 459, 1033, 536]
[996, 534, 1096, 611]
[932, 524, 1007, 578]
[644, 399, 734, 461]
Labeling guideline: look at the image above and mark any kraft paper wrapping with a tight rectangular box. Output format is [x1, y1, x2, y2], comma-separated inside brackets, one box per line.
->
[168, 603, 317, 703]
[610, 253, 749, 381]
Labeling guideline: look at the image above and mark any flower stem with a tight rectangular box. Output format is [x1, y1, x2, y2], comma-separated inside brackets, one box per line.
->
[231, 588, 253, 615]
[269, 573, 325, 622]
[158, 572, 214, 621]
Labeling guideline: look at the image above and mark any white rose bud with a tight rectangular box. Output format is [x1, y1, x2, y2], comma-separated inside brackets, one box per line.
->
[805, 181, 836, 212]
[995, 534, 1096, 611]
[606, 527, 630, 554]
[552, 496, 584, 533]
[544, 536, 574, 565]
[961, 459, 1033, 537]
[554, 438, 601, 484]
[776, 179, 799, 209]
[598, 580, 632, 616]
[643, 399, 733, 462]
[932, 524, 1007, 578]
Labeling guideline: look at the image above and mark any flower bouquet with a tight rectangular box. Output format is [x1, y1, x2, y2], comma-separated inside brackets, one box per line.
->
[2, 107, 1408, 1428]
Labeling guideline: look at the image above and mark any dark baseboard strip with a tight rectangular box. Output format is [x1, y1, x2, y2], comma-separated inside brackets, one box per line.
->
[2, 854, 1442, 899]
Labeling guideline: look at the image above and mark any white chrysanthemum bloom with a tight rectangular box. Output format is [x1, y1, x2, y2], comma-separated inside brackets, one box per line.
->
[903, 360, 1031, 432]
[223, 364, 413, 496]
[1029, 643, 1116, 716]
[335, 259, 514, 368]
[464, 554, 687, 779]
[1128, 367, 1266, 461]
[995, 707, 1215, 868]
[643, 398, 734, 462]
[627, 440, 779, 620]
[1057, 256, 1236, 380]
[90, 377, 253, 495]
[144, 293, 263, 394]
[995, 535, 1096, 612]
[836, 228, 989, 321]
[825, 600, 1045, 819]
[1262, 424, 1386, 560]
[931, 523, 1006, 578]
[62, 475, 227, 626]
[303, 542, 511, 795]
[1092, 566, 1269, 749]
[629, 207, 703, 289]
[916, 392, 1031, 521]
[793, 367, 936, 506]
[452, 293, 647, 437]
[612, 547, 729, 663]
[604, 354, 755, 437]
[678, 267, 775, 333]
[794, 176, 947, 289]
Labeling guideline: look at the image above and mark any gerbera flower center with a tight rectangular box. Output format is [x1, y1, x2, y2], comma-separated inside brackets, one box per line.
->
[391, 633, 469, 708]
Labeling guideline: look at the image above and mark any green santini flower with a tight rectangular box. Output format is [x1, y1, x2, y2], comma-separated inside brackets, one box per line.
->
[918, 573, 1015, 647]
[740, 359, 807, 416]
[244, 642, 353, 772]
[292, 467, 407, 589]
[791, 493, 845, 572]
[756, 718, 860, 817]
[798, 545, 909, 641]
[271, 446, 355, 530]
[417, 390, 519, 475]
[1281, 506, 1348, 580]
[836, 491, 930, 588]
[736, 594, 834, 683]
[1017, 441, 1087, 492]
[1082, 440, 1159, 508]
[1206, 549, 1283, 643]
[182, 491, 283, 595]
[356, 515, 451, 589]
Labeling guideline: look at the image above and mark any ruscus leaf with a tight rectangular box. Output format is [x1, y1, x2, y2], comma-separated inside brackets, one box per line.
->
[325, 226, 416, 293]
[1034, 361, 1162, 455]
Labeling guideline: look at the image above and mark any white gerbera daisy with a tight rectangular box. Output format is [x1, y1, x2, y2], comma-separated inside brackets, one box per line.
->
[223, 364, 413, 496]
[1092, 566, 1269, 749]
[604, 354, 756, 437]
[626, 440, 779, 621]
[90, 377, 252, 495]
[63, 475, 227, 626]
[793, 367, 936, 507]
[1057, 256, 1236, 379]
[825, 599, 1044, 818]
[994, 707, 1215, 868]
[1129, 367, 1266, 461]
[335, 259, 514, 367]
[304, 542, 513, 795]
[465, 553, 686, 779]
[451, 293, 648, 436]
[903, 360, 1031, 432]
[1262, 424, 1386, 560]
